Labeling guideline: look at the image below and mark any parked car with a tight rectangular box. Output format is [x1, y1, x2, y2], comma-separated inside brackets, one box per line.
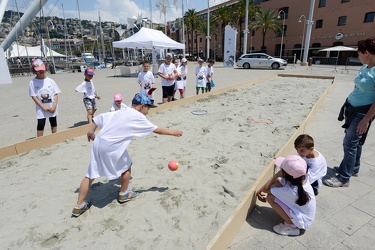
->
[237, 53, 287, 69]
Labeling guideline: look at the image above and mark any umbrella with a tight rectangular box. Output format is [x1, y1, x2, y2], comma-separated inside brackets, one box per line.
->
[319, 46, 357, 71]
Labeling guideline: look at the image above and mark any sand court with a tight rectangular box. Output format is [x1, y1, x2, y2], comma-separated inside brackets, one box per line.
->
[0, 74, 332, 249]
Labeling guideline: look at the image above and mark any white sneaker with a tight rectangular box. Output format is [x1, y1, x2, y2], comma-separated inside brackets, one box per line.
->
[273, 222, 300, 236]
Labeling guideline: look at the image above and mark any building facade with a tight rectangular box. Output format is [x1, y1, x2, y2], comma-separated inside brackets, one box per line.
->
[175, 0, 374, 61]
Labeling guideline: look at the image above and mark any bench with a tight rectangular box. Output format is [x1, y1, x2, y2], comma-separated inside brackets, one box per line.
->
[9, 67, 33, 76]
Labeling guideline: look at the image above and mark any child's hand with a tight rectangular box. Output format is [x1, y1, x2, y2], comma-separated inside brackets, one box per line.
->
[96, 95, 101, 100]
[172, 130, 183, 137]
[87, 131, 95, 142]
[256, 190, 267, 203]
[49, 106, 56, 113]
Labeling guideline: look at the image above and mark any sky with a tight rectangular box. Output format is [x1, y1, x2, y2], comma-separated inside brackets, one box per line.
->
[5, 0, 229, 24]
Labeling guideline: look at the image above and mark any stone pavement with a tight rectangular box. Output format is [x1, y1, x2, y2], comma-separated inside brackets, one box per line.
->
[228, 66, 375, 249]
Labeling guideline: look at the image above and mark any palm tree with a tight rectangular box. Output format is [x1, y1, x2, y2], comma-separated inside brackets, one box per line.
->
[251, 8, 282, 53]
[195, 16, 217, 59]
[212, 5, 234, 57]
[184, 9, 199, 58]
[232, 0, 260, 56]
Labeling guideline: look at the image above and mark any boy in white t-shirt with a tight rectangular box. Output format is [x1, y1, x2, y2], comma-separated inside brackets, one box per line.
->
[75, 68, 101, 124]
[294, 134, 327, 196]
[138, 60, 157, 107]
[158, 54, 177, 103]
[28, 58, 61, 137]
[206, 59, 215, 92]
[72, 93, 183, 217]
[195, 58, 207, 95]
[110, 93, 127, 112]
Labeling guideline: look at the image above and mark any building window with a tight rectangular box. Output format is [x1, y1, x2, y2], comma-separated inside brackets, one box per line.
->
[338, 16, 347, 26]
[364, 12, 375, 22]
[277, 25, 287, 37]
[199, 37, 202, 43]
[341, 0, 350, 2]
[316, 19, 323, 28]
[312, 43, 321, 48]
[319, 0, 326, 7]
[333, 41, 344, 46]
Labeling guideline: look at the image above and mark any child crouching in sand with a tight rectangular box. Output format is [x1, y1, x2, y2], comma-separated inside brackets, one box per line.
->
[256, 155, 316, 236]
[72, 93, 183, 217]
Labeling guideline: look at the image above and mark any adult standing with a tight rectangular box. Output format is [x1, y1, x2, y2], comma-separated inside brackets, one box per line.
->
[28, 58, 61, 137]
[324, 37, 375, 187]
[158, 54, 177, 103]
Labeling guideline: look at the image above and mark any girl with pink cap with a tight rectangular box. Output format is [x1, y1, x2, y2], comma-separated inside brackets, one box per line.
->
[256, 155, 316, 236]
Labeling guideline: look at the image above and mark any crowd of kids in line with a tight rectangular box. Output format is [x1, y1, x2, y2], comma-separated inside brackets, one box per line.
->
[27, 37, 375, 237]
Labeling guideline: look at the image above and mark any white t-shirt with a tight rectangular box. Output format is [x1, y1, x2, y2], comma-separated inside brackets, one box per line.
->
[206, 65, 214, 80]
[175, 66, 184, 90]
[271, 177, 316, 230]
[75, 80, 96, 99]
[195, 66, 207, 88]
[138, 71, 155, 99]
[303, 150, 327, 188]
[28, 77, 61, 119]
[158, 62, 176, 87]
[86, 108, 157, 180]
[110, 102, 127, 112]
[181, 65, 188, 87]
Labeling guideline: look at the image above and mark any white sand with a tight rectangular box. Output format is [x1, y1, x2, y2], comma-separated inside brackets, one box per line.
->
[0, 76, 331, 249]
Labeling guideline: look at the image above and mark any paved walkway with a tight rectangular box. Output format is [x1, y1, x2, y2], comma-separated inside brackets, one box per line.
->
[228, 66, 375, 249]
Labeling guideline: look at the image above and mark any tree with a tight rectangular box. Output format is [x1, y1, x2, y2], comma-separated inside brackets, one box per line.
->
[212, 5, 233, 56]
[251, 8, 282, 52]
[184, 9, 199, 58]
[232, 0, 260, 56]
[196, 15, 218, 59]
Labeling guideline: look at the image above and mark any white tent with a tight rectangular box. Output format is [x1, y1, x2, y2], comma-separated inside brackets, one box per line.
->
[6, 43, 67, 59]
[112, 27, 185, 49]
[319, 46, 357, 71]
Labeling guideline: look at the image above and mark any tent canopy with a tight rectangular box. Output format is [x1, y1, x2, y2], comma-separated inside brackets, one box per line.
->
[319, 46, 357, 52]
[6, 43, 67, 59]
[113, 27, 185, 50]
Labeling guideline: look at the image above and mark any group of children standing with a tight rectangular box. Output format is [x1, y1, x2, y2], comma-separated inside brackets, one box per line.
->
[195, 58, 215, 95]
[257, 134, 327, 236]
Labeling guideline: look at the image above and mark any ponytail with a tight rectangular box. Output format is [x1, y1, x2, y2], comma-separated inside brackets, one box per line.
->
[283, 170, 311, 206]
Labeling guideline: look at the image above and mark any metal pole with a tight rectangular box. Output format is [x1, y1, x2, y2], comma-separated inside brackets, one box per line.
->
[278, 10, 285, 58]
[243, 0, 249, 55]
[99, 12, 105, 63]
[182, 0, 186, 58]
[77, 0, 85, 54]
[206, 0, 210, 60]
[46, 20, 56, 73]
[299, 15, 306, 61]
[302, 0, 315, 66]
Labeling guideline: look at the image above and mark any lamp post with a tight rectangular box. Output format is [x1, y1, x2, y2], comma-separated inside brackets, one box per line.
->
[302, 0, 315, 66]
[277, 10, 286, 58]
[298, 15, 306, 62]
[206, 0, 210, 60]
[46, 20, 56, 74]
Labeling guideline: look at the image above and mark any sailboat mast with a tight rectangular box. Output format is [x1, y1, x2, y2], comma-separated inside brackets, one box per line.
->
[99, 11, 105, 62]
[62, 3, 67, 62]
[76, 0, 85, 54]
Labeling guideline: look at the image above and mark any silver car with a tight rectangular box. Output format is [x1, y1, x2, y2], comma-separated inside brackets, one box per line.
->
[237, 53, 287, 69]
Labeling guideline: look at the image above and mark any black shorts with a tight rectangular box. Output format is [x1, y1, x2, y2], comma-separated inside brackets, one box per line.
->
[162, 84, 175, 98]
[37, 117, 57, 131]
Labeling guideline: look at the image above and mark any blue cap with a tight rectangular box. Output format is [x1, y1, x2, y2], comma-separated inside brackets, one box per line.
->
[132, 93, 152, 106]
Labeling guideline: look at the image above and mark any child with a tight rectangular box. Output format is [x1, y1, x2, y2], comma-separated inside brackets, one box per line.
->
[294, 134, 327, 196]
[173, 58, 185, 99]
[206, 59, 215, 92]
[195, 58, 207, 95]
[158, 54, 177, 103]
[28, 58, 61, 137]
[256, 155, 316, 236]
[72, 93, 183, 217]
[181, 58, 188, 93]
[138, 60, 157, 107]
[75, 68, 101, 123]
[110, 93, 127, 112]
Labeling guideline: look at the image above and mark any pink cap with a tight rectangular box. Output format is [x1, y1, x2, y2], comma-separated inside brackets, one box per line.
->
[114, 93, 122, 101]
[32, 58, 46, 71]
[274, 155, 307, 179]
[85, 68, 95, 75]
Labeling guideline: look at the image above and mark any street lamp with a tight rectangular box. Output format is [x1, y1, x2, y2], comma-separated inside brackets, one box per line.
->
[298, 15, 307, 62]
[46, 20, 56, 74]
[277, 10, 286, 58]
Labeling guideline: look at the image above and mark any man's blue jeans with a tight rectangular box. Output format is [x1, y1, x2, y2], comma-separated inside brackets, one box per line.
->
[337, 112, 364, 182]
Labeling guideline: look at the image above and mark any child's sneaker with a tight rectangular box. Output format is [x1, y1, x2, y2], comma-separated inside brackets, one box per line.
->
[72, 202, 90, 217]
[117, 190, 138, 204]
[273, 222, 301, 236]
[324, 176, 350, 187]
